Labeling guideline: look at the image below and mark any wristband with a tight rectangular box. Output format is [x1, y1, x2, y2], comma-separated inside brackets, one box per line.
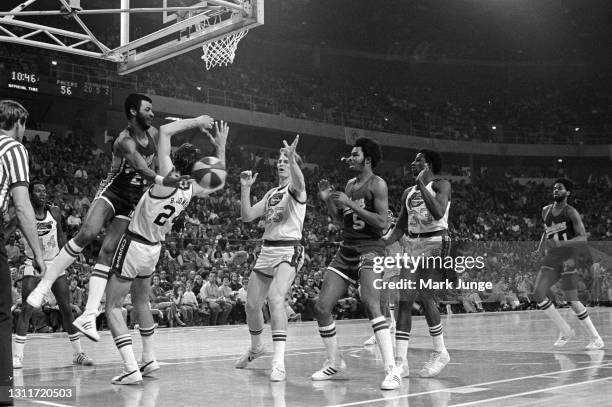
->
[155, 175, 164, 185]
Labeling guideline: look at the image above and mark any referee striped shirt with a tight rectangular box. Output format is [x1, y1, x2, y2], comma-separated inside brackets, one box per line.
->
[0, 133, 30, 216]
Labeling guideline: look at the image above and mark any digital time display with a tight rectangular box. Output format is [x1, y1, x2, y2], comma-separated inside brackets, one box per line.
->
[10, 71, 39, 84]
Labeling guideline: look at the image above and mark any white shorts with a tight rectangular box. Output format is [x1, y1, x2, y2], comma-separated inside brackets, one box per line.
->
[23, 259, 63, 277]
[253, 242, 304, 278]
[111, 232, 161, 281]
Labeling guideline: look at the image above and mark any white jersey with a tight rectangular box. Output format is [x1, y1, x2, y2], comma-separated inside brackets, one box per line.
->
[405, 180, 449, 234]
[23, 208, 60, 261]
[129, 184, 194, 243]
[261, 184, 306, 241]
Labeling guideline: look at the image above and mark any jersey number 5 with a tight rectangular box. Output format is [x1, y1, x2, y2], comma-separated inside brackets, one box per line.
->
[154, 205, 176, 226]
[352, 213, 365, 230]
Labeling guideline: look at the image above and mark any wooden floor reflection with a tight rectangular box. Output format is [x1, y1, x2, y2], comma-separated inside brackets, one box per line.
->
[13, 307, 612, 407]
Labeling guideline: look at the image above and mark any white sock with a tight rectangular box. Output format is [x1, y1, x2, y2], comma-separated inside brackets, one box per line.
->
[271, 330, 287, 365]
[84, 265, 110, 314]
[318, 323, 340, 363]
[114, 334, 138, 371]
[69, 333, 82, 354]
[388, 303, 396, 327]
[395, 330, 410, 362]
[249, 327, 264, 351]
[42, 240, 82, 286]
[576, 309, 600, 339]
[372, 316, 395, 368]
[539, 299, 571, 333]
[139, 326, 156, 362]
[14, 335, 26, 357]
[429, 324, 446, 352]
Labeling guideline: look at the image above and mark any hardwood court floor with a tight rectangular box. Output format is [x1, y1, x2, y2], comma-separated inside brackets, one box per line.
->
[12, 307, 612, 407]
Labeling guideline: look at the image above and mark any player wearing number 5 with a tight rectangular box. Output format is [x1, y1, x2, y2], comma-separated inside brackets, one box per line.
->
[533, 179, 604, 350]
[313, 137, 401, 390]
[235, 135, 306, 382]
[105, 120, 228, 385]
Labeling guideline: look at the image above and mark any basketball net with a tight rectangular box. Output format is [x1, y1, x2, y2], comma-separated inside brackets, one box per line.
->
[201, 29, 248, 70]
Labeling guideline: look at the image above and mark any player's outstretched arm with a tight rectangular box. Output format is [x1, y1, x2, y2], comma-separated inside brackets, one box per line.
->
[194, 121, 229, 198]
[332, 177, 389, 229]
[319, 179, 343, 224]
[282, 135, 306, 197]
[240, 171, 266, 222]
[384, 189, 408, 246]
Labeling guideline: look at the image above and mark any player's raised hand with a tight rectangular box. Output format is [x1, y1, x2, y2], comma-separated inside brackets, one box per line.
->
[196, 115, 215, 131]
[240, 170, 258, 188]
[280, 135, 299, 162]
[206, 120, 229, 148]
[162, 172, 191, 187]
[318, 179, 333, 201]
[331, 191, 351, 208]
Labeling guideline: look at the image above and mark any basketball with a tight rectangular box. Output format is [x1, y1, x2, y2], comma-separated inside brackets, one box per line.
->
[191, 156, 227, 190]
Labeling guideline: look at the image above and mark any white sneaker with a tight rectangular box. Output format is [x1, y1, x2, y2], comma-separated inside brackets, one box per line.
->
[26, 287, 48, 309]
[235, 346, 266, 369]
[13, 354, 23, 369]
[553, 329, 576, 347]
[111, 369, 143, 385]
[73, 313, 100, 342]
[585, 337, 605, 351]
[311, 358, 347, 381]
[270, 362, 286, 382]
[419, 350, 450, 378]
[381, 365, 402, 390]
[363, 335, 377, 346]
[140, 360, 160, 376]
[396, 357, 409, 378]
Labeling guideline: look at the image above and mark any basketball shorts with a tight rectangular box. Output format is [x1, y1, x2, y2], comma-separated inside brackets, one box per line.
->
[328, 244, 385, 285]
[542, 245, 589, 299]
[23, 259, 63, 277]
[111, 232, 161, 281]
[253, 242, 304, 279]
[403, 234, 454, 284]
[93, 188, 136, 221]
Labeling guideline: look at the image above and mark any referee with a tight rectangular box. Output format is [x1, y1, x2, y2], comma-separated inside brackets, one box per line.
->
[0, 100, 46, 406]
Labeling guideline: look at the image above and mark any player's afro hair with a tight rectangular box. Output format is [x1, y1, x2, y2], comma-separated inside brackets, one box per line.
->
[173, 143, 201, 177]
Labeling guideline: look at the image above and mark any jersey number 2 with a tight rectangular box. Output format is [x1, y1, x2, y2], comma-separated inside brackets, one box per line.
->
[154, 205, 176, 226]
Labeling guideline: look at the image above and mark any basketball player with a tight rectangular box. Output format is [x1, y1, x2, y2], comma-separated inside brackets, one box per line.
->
[234, 135, 306, 382]
[385, 149, 452, 378]
[28, 94, 214, 343]
[314, 137, 401, 390]
[533, 179, 604, 350]
[363, 210, 401, 346]
[6, 181, 93, 368]
[106, 120, 228, 385]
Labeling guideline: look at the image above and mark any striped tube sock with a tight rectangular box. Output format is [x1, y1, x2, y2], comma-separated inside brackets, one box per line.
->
[249, 327, 264, 351]
[538, 299, 571, 333]
[429, 323, 446, 352]
[372, 316, 395, 367]
[318, 323, 340, 363]
[576, 309, 600, 338]
[388, 303, 396, 327]
[68, 333, 82, 354]
[114, 334, 138, 371]
[271, 330, 287, 365]
[139, 326, 156, 362]
[14, 335, 26, 357]
[40, 239, 83, 287]
[84, 264, 111, 314]
[395, 330, 411, 362]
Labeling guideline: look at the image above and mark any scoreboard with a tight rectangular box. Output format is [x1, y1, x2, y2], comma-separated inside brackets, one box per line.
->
[0, 69, 111, 103]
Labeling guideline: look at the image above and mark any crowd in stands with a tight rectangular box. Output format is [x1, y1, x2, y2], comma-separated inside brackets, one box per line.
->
[7, 133, 612, 333]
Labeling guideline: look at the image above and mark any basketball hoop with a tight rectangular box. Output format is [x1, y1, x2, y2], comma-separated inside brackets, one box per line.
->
[201, 29, 248, 70]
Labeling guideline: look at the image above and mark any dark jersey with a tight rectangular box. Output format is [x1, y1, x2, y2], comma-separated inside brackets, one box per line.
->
[340, 175, 384, 251]
[97, 126, 157, 206]
[544, 204, 577, 243]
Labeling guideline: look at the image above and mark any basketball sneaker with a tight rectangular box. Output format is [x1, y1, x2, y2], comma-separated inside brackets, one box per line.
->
[140, 360, 160, 376]
[26, 287, 49, 309]
[73, 352, 94, 366]
[311, 358, 347, 381]
[585, 336, 605, 351]
[553, 329, 576, 347]
[73, 312, 100, 342]
[396, 357, 409, 378]
[13, 354, 23, 369]
[269, 362, 286, 382]
[111, 369, 143, 385]
[419, 350, 450, 378]
[363, 335, 377, 346]
[381, 365, 402, 390]
[235, 345, 266, 369]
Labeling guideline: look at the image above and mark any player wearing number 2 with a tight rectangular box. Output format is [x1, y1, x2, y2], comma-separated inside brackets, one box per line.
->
[533, 179, 604, 350]
[105, 120, 228, 385]
[313, 137, 402, 390]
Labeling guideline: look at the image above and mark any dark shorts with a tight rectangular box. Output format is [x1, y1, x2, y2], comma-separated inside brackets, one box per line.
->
[328, 243, 385, 284]
[541, 244, 590, 298]
[94, 189, 135, 220]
